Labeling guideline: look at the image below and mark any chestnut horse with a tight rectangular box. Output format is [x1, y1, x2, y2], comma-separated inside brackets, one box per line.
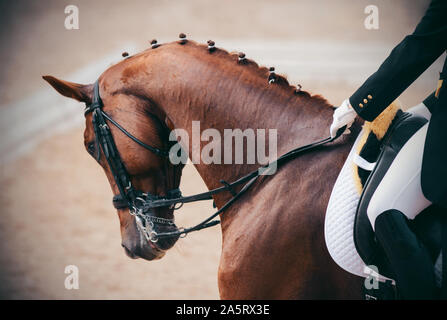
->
[44, 39, 362, 299]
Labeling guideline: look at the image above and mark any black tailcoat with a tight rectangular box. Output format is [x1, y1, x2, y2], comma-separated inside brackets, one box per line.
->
[350, 0, 447, 207]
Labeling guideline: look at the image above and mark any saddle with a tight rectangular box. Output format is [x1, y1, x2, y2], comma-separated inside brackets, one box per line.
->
[325, 100, 446, 299]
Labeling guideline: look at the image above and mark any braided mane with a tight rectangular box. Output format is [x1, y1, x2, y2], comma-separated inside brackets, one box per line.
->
[121, 39, 333, 109]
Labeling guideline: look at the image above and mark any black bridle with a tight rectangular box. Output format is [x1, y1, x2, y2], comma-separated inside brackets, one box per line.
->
[85, 79, 346, 243]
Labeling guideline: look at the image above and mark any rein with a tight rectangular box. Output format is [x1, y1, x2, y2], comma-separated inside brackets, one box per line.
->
[85, 80, 346, 243]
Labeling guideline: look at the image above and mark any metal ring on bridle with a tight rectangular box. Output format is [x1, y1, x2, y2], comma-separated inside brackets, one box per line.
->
[130, 206, 138, 216]
[170, 202, 184, 210]
[149, 231, 159, 243]
[135, 196, 146, 207]
[178, 227, 187, 238]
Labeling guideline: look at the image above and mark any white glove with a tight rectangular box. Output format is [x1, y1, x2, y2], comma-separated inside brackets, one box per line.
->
[330, 99, 357, 138]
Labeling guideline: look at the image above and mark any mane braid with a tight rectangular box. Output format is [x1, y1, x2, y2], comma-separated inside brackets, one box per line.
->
[195, 42, 294, 89]
[117, 39, 333, 109]
[187, 41, 332, 108]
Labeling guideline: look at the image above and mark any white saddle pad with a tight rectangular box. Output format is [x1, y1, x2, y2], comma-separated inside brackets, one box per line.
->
[324, 132, 393, 282]
[325, 124, 442, 285]
[325, 133, 366, 277]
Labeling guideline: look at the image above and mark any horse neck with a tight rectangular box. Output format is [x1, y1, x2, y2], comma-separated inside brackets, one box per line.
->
[127, 46, 334, 204]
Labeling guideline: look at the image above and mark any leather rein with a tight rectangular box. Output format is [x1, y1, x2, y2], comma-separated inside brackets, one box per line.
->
[85, 80, 346, 243]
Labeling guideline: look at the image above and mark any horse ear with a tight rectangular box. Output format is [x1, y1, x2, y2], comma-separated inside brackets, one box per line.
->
[42, 75, 93, 104]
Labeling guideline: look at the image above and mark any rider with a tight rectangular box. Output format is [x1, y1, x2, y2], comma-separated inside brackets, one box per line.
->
[330, 0, 447, 299]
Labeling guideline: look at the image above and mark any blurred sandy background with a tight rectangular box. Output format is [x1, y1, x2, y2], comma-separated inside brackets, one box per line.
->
[0, 0, 443, 299]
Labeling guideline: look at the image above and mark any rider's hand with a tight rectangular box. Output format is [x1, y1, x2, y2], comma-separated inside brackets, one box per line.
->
[330, 99, 357, 138]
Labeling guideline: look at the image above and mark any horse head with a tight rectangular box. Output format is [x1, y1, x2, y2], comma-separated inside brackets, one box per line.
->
[43, 73, 184, 261]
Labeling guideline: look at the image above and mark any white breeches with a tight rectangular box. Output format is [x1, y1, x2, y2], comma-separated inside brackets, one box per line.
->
[367, 103, 432, 230]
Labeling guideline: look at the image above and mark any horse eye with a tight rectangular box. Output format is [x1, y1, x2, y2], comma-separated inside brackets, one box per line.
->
[87, 142, 96, 155]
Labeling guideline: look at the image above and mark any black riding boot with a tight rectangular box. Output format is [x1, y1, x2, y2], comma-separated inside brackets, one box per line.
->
[374, 209, 437, 299]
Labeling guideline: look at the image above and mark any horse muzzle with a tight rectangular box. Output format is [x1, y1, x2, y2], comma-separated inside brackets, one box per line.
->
[121, 240, 165, 261]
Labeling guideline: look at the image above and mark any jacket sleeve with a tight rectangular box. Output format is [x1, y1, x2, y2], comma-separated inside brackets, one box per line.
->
[350, 0, 447, 121]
